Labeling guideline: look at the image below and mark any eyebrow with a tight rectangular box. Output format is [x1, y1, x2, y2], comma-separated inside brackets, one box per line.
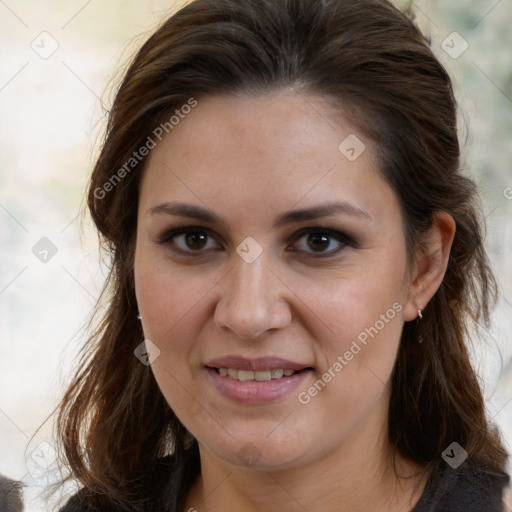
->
[148, 200, 371, 227]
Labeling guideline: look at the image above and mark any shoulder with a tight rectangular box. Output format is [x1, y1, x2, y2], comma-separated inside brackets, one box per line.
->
[413, 459, 511, 512]
[0, 474, 24, 512]
[58, 456, 175, 512]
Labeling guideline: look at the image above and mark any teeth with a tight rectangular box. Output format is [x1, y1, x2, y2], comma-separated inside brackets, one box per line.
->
[238, 370, 254, 381]
[271, 369, 284, 379]
[216, 368, 299, 381]
[255, 370, 271, 381]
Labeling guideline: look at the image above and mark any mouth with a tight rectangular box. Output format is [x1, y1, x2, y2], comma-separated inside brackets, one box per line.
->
[204, 356, 314, 404]
[210, 367, 312, 381]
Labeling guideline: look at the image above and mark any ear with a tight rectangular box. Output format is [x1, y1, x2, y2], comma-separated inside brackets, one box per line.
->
[404, 211, 456, 322]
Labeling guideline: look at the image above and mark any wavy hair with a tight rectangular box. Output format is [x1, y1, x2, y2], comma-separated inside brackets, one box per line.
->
[53, 0, 508, 510]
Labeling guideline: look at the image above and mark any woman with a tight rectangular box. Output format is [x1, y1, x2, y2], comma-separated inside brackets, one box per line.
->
[54, 0, 511, 510]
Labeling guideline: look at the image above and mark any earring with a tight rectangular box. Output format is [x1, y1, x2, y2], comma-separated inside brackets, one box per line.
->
[416, 309, 423, 343]
[137, 312, 142, 320]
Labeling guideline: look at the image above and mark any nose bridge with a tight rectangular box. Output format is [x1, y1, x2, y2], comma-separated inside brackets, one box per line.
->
[214, 248, 291, 339]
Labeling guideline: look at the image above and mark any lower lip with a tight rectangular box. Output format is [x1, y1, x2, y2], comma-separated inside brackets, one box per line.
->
[206, 367, 312, 404]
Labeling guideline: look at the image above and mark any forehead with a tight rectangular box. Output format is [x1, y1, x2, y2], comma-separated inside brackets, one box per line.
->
[139, 91, 398, 224]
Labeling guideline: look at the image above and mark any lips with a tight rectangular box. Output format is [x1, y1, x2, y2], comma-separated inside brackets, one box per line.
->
[204, 355, 314, 404]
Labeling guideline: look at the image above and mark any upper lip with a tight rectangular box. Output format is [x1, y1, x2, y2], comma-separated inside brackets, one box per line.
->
[205, 356, 312, 372]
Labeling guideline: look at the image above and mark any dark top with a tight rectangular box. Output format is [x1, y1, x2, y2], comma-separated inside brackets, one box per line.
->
[59, 453, 510, 512]
[0, 475, 24, 512]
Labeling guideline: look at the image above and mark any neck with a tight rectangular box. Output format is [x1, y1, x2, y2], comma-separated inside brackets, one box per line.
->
[183, 419, 429, 512]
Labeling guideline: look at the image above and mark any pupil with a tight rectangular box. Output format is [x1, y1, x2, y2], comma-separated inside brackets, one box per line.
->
[186, 232, 207, 250]
[308, 233, 329, 252]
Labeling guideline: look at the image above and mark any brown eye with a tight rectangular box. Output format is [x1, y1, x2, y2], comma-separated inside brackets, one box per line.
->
[158, 227, 222, 253]
[291, 228, 353, 256]
[184, 232, 209, 250]
[306, 233, 331, 252]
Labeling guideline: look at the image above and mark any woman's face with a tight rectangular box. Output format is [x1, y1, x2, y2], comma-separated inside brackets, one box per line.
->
[134, 91, 418, 470]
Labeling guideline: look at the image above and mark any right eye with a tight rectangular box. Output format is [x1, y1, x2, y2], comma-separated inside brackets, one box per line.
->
[157, 226, 222, 254]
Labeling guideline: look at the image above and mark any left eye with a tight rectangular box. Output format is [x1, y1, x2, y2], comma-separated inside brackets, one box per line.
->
[291, 228, 351, 256]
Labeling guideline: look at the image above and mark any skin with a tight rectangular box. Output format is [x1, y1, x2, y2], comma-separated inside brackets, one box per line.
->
[134, 90, 455, 512]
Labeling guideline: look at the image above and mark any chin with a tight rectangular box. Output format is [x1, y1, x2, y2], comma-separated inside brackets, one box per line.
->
[200, 430, 316, 471]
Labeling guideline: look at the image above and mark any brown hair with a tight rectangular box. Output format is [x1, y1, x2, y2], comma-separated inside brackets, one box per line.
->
[53, 0, 509, 510]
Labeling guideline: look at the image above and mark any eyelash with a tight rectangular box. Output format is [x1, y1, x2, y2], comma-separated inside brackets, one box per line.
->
[156, 224, 355, 258]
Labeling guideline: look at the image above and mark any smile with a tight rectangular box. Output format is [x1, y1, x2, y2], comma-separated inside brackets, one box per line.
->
[206, 366, 313, 404]
[214, 368, 298, 381]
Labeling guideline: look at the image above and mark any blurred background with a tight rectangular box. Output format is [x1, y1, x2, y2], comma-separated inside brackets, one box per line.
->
[0, 0, 511, 510]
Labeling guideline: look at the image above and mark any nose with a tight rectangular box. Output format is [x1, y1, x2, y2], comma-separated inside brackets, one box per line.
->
[213, 251, 292, 340]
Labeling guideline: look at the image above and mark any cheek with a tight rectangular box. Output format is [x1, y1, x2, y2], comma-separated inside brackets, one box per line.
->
[295, 283, 405, 448]
[312, 253, 407, 344]
[135, 245, 218, 336]
[305, 255, 407, 398]
[134, 250, 203, 381]
[134, 255, 213, 425]
[315, 291, 404, 392]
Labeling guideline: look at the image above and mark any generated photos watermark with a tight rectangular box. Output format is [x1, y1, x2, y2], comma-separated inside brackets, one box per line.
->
[134, 339, 161, 366]
[94, 97, 198, 200]
[298, 301, 403, 404]
[442, 441, 468, 469]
